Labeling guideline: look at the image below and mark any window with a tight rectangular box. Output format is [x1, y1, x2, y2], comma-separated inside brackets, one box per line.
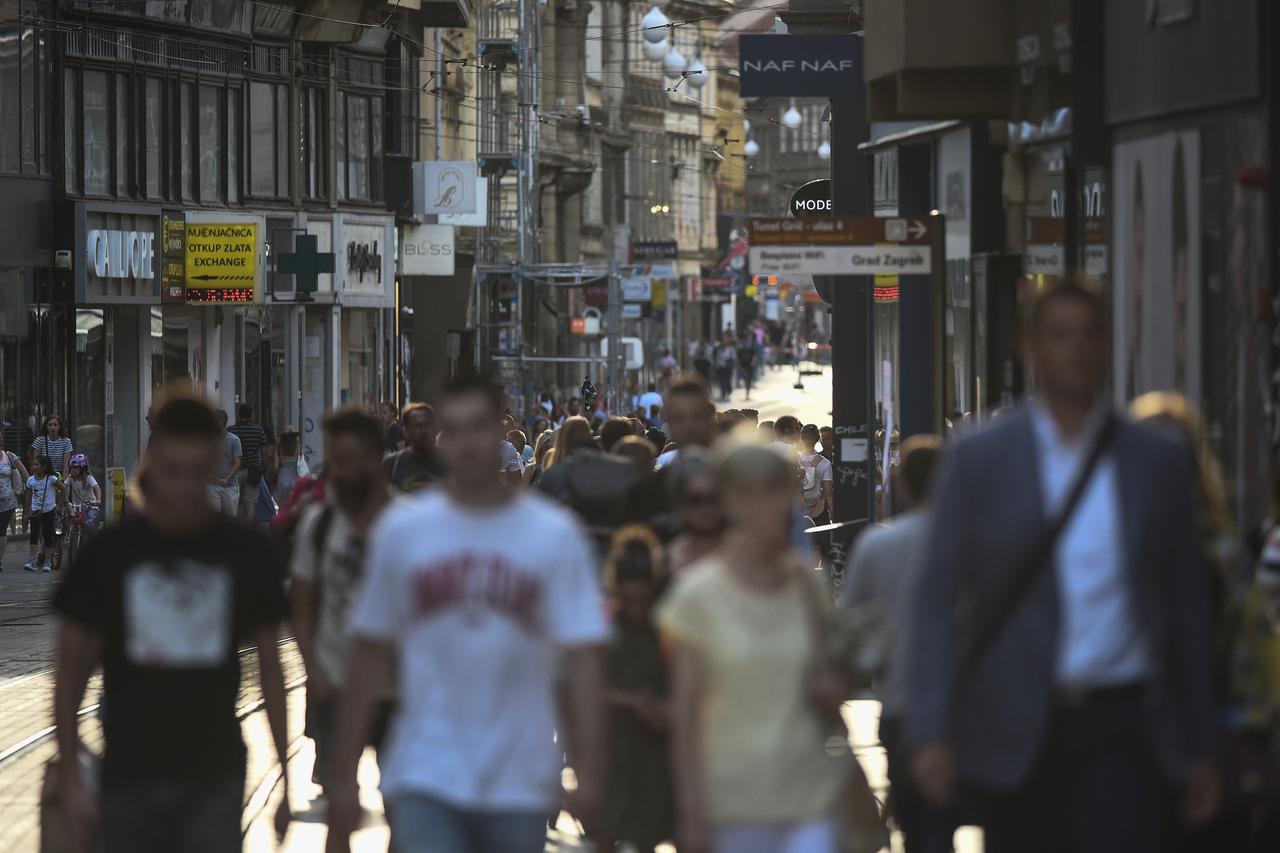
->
[63, 69, 77, 192]
[249, 80, 289, 197]
[198, 84, 222, 201]
[227, 87, 239, 203]
[302, 87, 326, 199]
[0, 23, 48, 175]
[84, 70, 110, 195]
[179, 81, 194, 201]
[385, 43, 417, 157]
[337, 90, 383, 203]
[144, 77, 163, 198]
[115, 74, 129, 196]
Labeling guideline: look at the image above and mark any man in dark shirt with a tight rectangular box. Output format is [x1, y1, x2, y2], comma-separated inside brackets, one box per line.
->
[54, 395, 292, 853]
[229, 403, 269, 519]
[383, 402, 443, 493]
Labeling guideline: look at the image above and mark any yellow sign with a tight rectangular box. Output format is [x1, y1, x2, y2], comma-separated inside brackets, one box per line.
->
[106, 467, 126, 523]
[185, 222, 258, 303]
[651, 280, 667, 308]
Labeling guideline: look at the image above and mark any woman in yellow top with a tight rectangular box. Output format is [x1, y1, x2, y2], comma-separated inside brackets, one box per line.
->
[659, 443, 850, 853]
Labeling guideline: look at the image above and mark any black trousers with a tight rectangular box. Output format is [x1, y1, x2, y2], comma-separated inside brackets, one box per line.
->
[880, 715, 958, 853]
[978, 685, 1171, 853]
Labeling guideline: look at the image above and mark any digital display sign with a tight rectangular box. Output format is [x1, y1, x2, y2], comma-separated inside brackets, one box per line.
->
[184, 286, 256, 304]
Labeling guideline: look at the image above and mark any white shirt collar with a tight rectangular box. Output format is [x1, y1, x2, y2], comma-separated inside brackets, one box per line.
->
[1029, 398, 1112, 454]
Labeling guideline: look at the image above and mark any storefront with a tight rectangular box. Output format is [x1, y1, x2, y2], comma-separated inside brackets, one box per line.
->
[1105, 0, 1272, 530]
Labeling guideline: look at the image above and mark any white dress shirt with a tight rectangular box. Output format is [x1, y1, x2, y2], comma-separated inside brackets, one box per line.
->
[1030, 403, 1149, 688]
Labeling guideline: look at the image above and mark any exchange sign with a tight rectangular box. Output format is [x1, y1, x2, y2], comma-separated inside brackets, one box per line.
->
[185, 222, 258, 303]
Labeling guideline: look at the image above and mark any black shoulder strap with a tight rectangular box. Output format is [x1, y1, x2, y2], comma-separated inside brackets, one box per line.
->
[959, 415, 1117, 682]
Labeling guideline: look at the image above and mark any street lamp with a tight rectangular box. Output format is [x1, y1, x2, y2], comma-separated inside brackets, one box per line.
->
[685, 57, 707, 89]
[782, 98, 802, 130]
[663, 47, 687, 79]
[743, 137, 759, 157]
[642, 38, 668, 62]
[642, 6, 669, 42]
[817, 140, 831, 160]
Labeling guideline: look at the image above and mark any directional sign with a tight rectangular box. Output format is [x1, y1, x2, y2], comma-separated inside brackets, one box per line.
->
[749, 216, 931, 246]
[748, 216, 936, 275]
[185, 222, 258, 303]
[749, 245, 931, 275]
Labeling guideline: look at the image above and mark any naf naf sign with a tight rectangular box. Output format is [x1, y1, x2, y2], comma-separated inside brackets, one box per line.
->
[739, 34, 863, 97]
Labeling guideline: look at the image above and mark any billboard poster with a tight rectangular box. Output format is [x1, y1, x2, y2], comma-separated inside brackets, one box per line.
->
[1111, 130, 1201, 403]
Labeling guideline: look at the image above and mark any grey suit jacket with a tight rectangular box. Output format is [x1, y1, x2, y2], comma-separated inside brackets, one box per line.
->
[905, 405, 1216, 789]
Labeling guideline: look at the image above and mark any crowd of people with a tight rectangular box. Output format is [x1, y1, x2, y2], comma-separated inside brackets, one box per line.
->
[45, 281, 1280, 853]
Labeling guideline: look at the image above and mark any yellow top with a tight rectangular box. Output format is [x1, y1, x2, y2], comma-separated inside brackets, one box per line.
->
[657, 558, 848, 824]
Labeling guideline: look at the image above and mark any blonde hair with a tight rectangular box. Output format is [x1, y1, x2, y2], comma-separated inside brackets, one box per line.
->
[1129, 391, 1232, 537]
[547, 416, 592, 469]
[603, 524, 666, 596]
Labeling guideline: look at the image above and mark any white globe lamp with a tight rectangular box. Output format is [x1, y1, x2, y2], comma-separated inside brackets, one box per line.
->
[642, 38, 668, 62]
[742, 118, 751, 132]
[743, 138, 759, 157]
[685, 57, 707, 88]
[642, 7, 669, 43]
[782, 99, 802, 130]
[662, 48, 687, 79]
[817, 140, 831, 160]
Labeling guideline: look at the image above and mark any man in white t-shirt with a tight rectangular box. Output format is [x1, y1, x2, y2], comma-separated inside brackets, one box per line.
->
[326, 374, 607, 853]
[637, 383, 663, 417]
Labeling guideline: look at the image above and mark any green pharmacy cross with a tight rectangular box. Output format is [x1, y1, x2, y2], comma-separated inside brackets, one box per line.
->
[277, 234, 335, 296]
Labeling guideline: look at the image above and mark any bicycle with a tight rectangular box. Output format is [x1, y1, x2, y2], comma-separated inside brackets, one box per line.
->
[61, 501, 100, 570]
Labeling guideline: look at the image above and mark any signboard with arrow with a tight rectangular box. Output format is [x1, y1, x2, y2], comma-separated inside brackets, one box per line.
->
[184, 222, 258, 303]
[747, 216, 935, 275]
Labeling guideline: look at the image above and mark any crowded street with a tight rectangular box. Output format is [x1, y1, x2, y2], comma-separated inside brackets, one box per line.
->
[3, 1, 1280, 853]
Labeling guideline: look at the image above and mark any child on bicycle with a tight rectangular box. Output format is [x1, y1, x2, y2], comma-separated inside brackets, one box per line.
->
[65, 453, 102, 529]
[25, 454, 63, 572]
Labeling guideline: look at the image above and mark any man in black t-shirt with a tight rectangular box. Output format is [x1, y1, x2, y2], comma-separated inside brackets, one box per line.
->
[54, 396, 292, 853]
[383, 402, 443, 493]
[229, 403, 269, 519]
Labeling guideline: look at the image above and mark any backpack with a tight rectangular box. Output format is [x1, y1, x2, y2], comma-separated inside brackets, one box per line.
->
[800, 455, 824, 506]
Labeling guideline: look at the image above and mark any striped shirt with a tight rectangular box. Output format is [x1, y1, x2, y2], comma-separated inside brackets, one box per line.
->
[32, 435, 73, 474]
[228, 421, 267, 468]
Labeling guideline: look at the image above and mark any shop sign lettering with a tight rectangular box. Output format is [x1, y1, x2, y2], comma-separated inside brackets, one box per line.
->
[86, 229, 155, 280]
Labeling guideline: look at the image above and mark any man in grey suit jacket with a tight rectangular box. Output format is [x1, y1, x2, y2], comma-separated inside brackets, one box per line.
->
[907, 283, 1220, 853]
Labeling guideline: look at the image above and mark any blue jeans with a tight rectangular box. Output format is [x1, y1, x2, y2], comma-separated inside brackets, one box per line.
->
[102, 777, 243, 853]
[386, 792, 548, 853]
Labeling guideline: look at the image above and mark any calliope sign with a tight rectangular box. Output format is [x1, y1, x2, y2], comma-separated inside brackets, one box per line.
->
[86, 228, 155, 279]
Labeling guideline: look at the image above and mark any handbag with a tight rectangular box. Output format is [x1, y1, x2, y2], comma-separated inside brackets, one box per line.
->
[795, 562, 891, 853]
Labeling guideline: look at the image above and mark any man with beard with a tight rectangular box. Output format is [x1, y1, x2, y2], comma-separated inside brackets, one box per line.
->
[384, 403, 444, 493]
[291, 408, 397, 791]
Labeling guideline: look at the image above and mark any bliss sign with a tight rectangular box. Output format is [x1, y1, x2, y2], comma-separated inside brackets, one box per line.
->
[86, 229, 155, 279]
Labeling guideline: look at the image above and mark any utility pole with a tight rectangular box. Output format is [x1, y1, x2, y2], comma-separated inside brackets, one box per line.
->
[607, 225, 629, 413]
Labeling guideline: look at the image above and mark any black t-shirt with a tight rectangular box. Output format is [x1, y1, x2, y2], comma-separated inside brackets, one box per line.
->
[383, 447, 444, 493]
[54, 515, 288, 784]
[385, 421, 407, 453]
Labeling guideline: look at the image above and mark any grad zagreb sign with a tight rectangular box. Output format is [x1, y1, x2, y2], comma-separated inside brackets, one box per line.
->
[738, 34, 862, 97]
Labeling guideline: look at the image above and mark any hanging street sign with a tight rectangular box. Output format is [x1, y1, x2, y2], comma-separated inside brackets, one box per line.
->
[184, 222, 258, 303]
[789, 179, 832, 216]
[160, 212, 186, 303]
[739, 34, 863, 97]
[747, 216, 937, 276]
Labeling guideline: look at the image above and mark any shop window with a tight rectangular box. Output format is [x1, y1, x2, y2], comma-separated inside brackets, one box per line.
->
[83, 70, 111, 195]
[144, 77, 163, 199]
[249, 80, 289, 198]
[198, 84, 223, 202]
[342, 309, 377, 409]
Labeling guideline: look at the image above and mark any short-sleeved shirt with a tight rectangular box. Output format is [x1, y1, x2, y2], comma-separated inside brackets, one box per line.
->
[656, 558, 847, 823]
[350, 491, 607, 810]
[32, 434, 73, 474]
[68, 474, 99, 505]
[0, 452, 21, 512]
[228, 421, 267, 469]
[799, 451, 833, 518]
[383, 447, 444, 493]
[216, 431, 242, 480]
[385, 421, 407, 454]
[53, 515, 287, 784]
[500, 440, 524, 474]
[28, 475, 59, 513]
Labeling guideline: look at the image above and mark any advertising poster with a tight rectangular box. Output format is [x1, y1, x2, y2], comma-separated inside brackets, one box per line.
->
[1111, 130, 1201, 403]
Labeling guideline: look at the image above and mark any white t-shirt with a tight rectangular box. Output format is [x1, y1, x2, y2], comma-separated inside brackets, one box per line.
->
[350, 490, 608, 810]
[654, 448, 679, 469]
[68, 474, 99, 505]
[28, 475, 58, 513]
[638, 390, 664, 414]
[500, 440, 524, 473]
